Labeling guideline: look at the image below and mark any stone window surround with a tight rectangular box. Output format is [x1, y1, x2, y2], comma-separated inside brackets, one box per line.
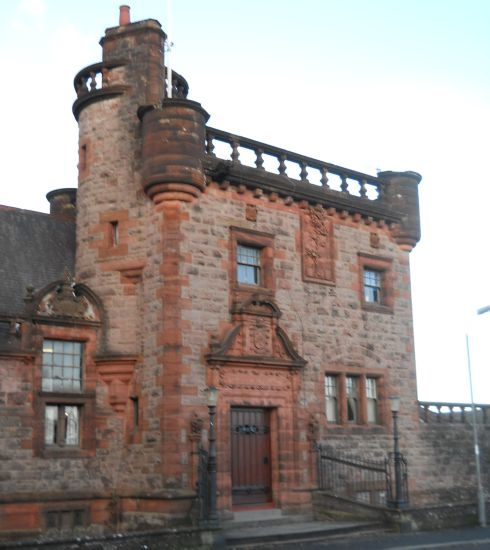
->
[43, 504, 89, 530]
[358, 253, 394, 313]
[324, 370, 385, 428]
[36, 391, 96, 458]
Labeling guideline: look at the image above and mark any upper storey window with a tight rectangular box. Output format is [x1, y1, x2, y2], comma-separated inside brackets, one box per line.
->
[230, 227, 275, 299]
[42, 340, 83, 392]
[363, 269, 382, 304]
[237, 245, 261, 285]
[358, 254, 394, 313]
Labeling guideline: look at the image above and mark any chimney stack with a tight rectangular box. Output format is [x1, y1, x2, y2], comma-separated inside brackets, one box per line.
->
[119, 5, 131, 26]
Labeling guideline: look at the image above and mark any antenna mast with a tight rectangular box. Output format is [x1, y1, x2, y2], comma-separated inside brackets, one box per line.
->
[166, 0, 173, 98]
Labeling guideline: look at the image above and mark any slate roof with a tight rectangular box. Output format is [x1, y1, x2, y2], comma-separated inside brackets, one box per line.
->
[0, 207, 75, 317]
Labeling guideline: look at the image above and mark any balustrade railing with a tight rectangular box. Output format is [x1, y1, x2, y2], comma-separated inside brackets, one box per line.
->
[74, 62, 118, 97]
[205, 127, 386, 202]
[419, 401, 490, 424]
[164, 68, 189, 99]
[74, 63, 188, 99]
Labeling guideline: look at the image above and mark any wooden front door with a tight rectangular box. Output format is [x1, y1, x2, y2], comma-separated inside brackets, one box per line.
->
[231, 407, 272, 505]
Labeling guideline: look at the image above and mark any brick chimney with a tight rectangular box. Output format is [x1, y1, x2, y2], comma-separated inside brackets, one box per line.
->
[119, 5, 131, 25]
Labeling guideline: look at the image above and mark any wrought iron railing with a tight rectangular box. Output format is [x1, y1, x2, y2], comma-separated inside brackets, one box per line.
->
[317, 444, 389, 506]
[205, 127, 386, 201]
[419, 401, 490, 424]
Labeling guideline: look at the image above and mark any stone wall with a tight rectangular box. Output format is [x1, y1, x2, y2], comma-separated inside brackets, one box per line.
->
[411, 420, 490, 504]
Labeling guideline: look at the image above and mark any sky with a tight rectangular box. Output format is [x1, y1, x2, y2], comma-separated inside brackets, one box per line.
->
[1, 0, 490, 403]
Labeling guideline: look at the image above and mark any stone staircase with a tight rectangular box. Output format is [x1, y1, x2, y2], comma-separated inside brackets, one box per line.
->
[222, 508, 384, 549]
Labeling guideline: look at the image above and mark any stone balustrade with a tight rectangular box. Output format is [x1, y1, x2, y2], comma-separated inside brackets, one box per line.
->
[205, 127, 386, 202]
[419, 401, 490, 424]
[74, 62, 119, 97]
[74, 62, 189, 99]
[164, 68, 189, 99]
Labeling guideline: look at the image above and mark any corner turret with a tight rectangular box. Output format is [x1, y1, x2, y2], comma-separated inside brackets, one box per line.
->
[379, 170, 422, 250]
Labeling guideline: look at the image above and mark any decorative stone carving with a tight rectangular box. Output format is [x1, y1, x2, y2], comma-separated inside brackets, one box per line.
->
[36, 279, 99, 322]
[245, 204, 258, 222]
[308, 415, 320, 442]
[218, 367, 291, 392]
[248, 321, 272, 355]
[370, 232, 380, 248]
[96, 357, 137, 415]
[302, 207, 334, 284]
[206, 294, 306, 370]
[189, 413, 204, 442]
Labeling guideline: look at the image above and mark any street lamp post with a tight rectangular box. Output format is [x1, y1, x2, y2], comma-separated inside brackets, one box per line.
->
[465, 304, 489, 528]
[388, 396, 408, 508]
[205, 386, 219, 528]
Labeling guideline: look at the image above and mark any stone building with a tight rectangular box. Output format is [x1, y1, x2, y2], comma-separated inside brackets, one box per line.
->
[0, 6, 486, 542]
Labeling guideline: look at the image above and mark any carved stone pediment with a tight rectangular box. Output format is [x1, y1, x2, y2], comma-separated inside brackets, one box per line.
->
[32, 278, 101, 323]
[207, 294, 306, 369]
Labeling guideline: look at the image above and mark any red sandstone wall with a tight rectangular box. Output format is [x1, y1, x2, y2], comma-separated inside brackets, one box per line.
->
[176, 182, 420, 510]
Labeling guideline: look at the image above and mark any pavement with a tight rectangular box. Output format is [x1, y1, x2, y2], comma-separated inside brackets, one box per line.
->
[222, 509, 490, 549]
[228, 525, 490, 549]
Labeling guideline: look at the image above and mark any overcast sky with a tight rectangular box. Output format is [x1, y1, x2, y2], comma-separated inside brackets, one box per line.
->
[1, 0, 490, 403]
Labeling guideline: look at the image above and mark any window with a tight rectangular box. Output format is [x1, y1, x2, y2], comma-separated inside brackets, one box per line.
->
[131, 396, 139, 432]
[325, 375, 338, 423]
[363, 269, 381, 304]
[36, 335, 96, 457]
[346, 376, 359, 422]
[45, 508, 87, 530]
[237, 244, 261, 285]
[42, 340, 82, 392]
[358, 254, 393, 312]
[325, 373, 384, 427]
[110, 221, 119, 246]
[230, 227, 274, 298]
[366, 378, 378, 423]
[45, 405, 80, 446]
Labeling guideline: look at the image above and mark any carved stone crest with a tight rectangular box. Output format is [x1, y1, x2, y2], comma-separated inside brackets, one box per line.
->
[248, 321, 272, 355]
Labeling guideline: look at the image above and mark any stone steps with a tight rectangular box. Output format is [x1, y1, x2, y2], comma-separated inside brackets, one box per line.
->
[222, 508, 384, 549]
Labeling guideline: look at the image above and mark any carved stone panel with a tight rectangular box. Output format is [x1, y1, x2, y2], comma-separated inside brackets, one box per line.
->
[37, 282, 99, 322]
[218, 367, 291, 393]
[247, 320, 272, 356]
[301, 207, 334, 284]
